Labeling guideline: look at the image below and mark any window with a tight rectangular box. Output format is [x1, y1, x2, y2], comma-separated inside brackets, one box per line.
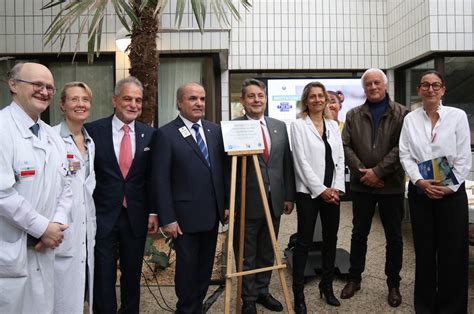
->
[444, 57, 474, 146]
[402, 59, 435, 111]
[0, 55, 114, 125]
[157, 55, 221, 126]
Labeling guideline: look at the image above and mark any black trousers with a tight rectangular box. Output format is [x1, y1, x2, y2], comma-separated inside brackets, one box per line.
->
[348, 192, 404, 288]
[93, 208, 147, 314]
[233, 213, 281, 302]
[292, 193, 340, 292]
[174, 225, 218, 314]
[408, 183, 468, 314]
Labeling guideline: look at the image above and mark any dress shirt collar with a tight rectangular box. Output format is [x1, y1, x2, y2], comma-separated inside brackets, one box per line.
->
[422, 102, 445, 119]
[112, 114, 135, 133]
[179, 114, 202, 130]
[245, 114, 267, 127]
[11, 101, 40, 130]
[59, 120, 92, 143]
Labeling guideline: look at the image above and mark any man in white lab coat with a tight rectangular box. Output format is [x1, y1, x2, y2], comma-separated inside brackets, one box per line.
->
[0, 62, 72, 313]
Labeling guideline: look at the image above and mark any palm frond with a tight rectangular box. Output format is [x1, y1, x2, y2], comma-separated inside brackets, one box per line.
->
[42, 0, 138, 63]
[43, 0, 252, 63]
[175, 0, 252, 32]
[174, 0, 186, 29]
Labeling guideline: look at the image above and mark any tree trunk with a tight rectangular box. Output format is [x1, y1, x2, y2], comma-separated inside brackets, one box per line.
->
[129, 0, 159, 126]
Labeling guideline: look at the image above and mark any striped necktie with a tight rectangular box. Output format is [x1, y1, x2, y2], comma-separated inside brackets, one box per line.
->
[192, 123, 210, 166]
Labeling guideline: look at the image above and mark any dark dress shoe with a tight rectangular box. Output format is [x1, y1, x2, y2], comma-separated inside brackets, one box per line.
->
[242, 301, 257, 314]
[340, 281, 361, 299]
[256, 293, 284, 312]
[387, 287, 402, 307]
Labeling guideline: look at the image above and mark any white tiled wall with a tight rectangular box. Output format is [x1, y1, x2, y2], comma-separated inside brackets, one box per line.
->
[1, 0, 473, 71]
[0, 0, 473, 115]
[386, 0, 474, 67]
[228, 0, 388, 70]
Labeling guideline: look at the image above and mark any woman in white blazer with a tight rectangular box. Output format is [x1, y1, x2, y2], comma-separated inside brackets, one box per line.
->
[53, 82, 97, 314]
[290, 82, 345, 313]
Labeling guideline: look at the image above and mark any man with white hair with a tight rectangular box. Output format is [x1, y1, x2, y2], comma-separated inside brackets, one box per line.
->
[340, 68, 408, 307]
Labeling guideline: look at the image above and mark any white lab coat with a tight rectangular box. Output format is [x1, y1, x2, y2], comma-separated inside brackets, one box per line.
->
[0, 102, 72, 314]
[53, 122, 97, 314]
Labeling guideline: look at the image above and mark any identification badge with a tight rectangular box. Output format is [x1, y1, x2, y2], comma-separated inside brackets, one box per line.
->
[179, 126, 191, 138]
[68, 161, 81, 172]
[19, 166, 36, 178]
[66, 152, 81, 175]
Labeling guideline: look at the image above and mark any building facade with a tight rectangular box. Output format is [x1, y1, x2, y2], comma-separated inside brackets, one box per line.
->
[0, 0, 472, 148]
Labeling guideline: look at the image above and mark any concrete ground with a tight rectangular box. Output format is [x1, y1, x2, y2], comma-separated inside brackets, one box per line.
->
[135, 201, 474, 313]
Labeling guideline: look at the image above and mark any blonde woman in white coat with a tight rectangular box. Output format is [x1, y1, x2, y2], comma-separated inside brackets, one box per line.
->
[290, 82, 345, 313]
[53, 82, 97, 314]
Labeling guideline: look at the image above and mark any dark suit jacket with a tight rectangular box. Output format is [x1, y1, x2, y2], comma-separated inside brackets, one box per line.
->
[85, 116, 156, 238]
[233, 116, 295, 219]
[154, 116, 228, 233]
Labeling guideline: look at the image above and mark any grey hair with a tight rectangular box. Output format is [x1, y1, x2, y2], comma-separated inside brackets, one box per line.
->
[241, 78, 266, 98]
[176, 82, 204, 102]
[7, 62, 26, 80]
[361, 68, 388, 87]
[114, 76, 143, 96]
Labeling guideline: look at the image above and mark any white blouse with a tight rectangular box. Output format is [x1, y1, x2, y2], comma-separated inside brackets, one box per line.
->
[399, 104, 472, 192]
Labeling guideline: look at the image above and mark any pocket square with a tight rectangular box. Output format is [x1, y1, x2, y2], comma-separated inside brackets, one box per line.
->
[144, 147, 150, 152]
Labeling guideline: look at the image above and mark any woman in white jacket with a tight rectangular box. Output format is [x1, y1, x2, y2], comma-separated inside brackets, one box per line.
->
[53, 82, 97, 314]
[290, 82, 345, 313]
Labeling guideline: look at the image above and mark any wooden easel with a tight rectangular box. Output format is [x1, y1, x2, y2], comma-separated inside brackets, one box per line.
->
[224, 150, 293, 313]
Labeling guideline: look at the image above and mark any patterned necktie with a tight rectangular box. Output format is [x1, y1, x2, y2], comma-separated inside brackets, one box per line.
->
[261, 123, 269, 163]
[192, 123, 210, 166]
[119, 124, 132, 207]
[30, 123, 39, 137]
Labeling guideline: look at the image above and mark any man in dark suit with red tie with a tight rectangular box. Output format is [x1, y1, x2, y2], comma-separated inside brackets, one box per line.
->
[85, 77, 158, 313]
[154, 82, 229, 313]
[233, 79, 295, 314]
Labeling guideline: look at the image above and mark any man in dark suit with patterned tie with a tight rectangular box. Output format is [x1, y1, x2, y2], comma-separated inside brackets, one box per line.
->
[85, 76, 158, 313]
[233, 79, 295, 314]
[154, 82, 229, 313]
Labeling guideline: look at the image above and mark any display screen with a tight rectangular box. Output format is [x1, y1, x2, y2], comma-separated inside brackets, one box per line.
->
[266, 78, 366, 124]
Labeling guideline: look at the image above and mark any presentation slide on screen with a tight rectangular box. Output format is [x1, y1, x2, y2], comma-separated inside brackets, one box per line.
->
[267, 78, 366, 125]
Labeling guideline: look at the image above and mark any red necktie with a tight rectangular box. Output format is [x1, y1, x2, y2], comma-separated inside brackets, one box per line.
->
[119, 124, 132, 207]
[261, 125, 269, 163]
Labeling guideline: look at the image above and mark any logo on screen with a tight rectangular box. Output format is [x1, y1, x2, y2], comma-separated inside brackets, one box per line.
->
[277, 102, 292, 112]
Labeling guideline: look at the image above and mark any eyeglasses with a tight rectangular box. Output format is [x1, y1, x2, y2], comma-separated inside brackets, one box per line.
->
[418, 82, 444, 91]
[15, 79, 57, 95]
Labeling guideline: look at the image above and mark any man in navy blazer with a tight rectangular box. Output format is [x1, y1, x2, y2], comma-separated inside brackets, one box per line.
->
[154, 82, 229, 313]
[85, 77, 158, 313]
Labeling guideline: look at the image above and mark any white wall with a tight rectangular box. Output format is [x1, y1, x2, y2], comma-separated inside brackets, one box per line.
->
[1, 0, 473, 121]
[228, 0, 387, 70]
[1, 0, 473, 70]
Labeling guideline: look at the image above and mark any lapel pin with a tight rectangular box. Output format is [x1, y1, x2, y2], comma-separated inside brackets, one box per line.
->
[141, 133, 144, 138]
[274, 130, 277, 133]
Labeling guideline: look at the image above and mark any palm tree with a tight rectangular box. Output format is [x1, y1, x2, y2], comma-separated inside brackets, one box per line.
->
[43, 0, 251, 125]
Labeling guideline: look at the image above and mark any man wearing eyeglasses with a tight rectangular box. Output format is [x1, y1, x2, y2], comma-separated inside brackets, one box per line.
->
[341, 68, 409, 308]
[0, 62, 72, 313]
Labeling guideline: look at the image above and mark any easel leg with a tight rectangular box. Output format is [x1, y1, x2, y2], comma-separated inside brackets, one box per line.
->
[236, 156, 247, 314]
[251, 155, 294, 313]
[224, 156, 238, 313]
